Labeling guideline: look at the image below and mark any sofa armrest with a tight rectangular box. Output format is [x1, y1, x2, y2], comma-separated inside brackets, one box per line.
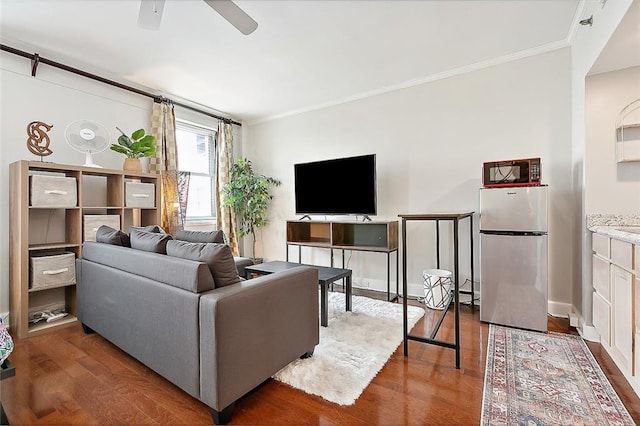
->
[233, 256, 254, 278]
[199, 266, 319, 411]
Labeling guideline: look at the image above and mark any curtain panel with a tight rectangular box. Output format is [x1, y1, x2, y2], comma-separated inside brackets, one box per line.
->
[215, 121, 239, 256]
[149, 100, 189, 235]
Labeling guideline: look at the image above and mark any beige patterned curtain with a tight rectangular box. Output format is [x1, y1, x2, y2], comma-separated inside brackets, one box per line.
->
[215, 121, 239, 256]
[149, 99, 187, 236]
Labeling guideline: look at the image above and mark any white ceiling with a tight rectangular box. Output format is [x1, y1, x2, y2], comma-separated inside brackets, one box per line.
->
[0, 0, 622, 124]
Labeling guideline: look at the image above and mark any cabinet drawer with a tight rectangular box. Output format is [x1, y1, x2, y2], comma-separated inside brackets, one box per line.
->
[30, 175, 77, 207]
[30, 252, 76, 290]
[592, 254, 610, 302]
[593, 290, 611, 346]
[611, 238, 633, 270]
[592, 233, 610, 258]
[84, 215, 120, 242]
[125, 182, 155, 208]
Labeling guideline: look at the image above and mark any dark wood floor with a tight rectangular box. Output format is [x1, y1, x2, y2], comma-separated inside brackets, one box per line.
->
[2, 297, 639, 425]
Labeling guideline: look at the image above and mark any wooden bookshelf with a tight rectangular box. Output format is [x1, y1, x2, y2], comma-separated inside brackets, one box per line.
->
[9, 161, 161, 339]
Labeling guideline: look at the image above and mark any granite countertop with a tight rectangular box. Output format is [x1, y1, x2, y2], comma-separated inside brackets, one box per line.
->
[587, 214, 640, 244]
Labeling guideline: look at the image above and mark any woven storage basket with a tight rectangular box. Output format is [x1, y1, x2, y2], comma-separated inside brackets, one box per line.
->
[30, 175, 77, 207]
[30, 252, 76, 290]
[125, 182, 155, 208]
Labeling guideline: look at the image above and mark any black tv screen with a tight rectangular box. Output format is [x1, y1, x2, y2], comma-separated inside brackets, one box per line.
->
[294, 154, 377, 216]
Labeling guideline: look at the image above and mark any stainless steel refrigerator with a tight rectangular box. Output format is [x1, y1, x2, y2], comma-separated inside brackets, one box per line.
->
[479, 185, 548, 332]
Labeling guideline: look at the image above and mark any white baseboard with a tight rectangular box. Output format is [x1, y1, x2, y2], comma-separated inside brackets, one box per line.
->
[569, 312, 579, 327]
[548, 301, 571, 318]
[351, 276, 424, 298]
[578, 320, 601, 342]
[352, 276, 480, 302]
[562, 308, 601, 342]
[354, 277, 568, 320]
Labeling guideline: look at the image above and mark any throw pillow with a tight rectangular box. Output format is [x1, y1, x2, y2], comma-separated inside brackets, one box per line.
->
[129, 224, 165, 234]
[96, 225, 131, 247]
[130, 228, 172, 254]
[175, 229, 225, 244]
[166, 240, 241, 288]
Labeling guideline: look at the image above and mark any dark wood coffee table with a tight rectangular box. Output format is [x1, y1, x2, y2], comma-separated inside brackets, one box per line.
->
[244, 260, 352, 327]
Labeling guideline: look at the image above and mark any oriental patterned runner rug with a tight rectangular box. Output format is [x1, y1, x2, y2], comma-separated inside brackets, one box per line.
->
[481, 324, 634, 425]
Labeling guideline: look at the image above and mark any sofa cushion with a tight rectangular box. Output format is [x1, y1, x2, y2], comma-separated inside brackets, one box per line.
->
[130, 224, 165, 234]
[175, 229, 225, 244]
[81, 242, 215, 293]
[96, 225, 131, 247]
[166, 240, 241, 288]
[130, 229, 172, 254]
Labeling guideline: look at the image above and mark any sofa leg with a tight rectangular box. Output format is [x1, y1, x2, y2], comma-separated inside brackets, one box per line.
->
[211, 403, 234, 425]
[301, 348, 315, 359]
[81, 323, 95, 334]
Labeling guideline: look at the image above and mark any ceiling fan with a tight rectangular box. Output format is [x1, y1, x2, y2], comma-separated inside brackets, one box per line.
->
[138, 0, 258, 35]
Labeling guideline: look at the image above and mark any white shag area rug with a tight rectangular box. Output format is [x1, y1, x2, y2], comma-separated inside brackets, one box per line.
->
[273, 292, 425, 405]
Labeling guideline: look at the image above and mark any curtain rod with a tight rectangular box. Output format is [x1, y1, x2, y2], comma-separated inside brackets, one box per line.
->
[0, 44, 242, 127]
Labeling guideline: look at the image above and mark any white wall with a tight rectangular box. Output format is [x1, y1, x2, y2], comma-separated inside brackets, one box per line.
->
[0, 52, 234, 319]
[0, 52, 150, 317]
[586, 66, 640, 213]
[568, 0, 634, 337]
[245, 48, 574, 311]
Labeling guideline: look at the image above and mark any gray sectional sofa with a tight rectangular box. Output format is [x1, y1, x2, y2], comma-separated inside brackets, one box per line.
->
[77, 239, 319, 424]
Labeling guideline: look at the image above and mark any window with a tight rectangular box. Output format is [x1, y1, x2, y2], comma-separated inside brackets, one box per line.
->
[176, 121, 216, 221]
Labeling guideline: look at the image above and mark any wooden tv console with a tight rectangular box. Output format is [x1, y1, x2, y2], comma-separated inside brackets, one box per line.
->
[285, 220, 399, 301]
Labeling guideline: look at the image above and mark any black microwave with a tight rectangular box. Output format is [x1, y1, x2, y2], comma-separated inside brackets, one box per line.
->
[482, 157, 541, 188]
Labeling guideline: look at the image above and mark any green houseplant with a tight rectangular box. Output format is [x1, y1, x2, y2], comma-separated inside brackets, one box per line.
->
[222, 157, 281, 260]
[111, 127, 157, 171]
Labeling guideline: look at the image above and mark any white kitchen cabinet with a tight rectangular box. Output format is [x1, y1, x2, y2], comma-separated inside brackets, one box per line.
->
[611, 264, 634, 374]
[633, 328, 640, 393]
[591, 231, 637, 393]
[636, 273, 639, 388]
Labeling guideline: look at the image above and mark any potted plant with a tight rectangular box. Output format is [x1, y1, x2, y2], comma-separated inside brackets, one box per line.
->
[222, 157, 281, 261]
[110, 127, 157, 172]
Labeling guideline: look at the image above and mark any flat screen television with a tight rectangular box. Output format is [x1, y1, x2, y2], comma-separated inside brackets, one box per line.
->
[294, 154, 377, 216]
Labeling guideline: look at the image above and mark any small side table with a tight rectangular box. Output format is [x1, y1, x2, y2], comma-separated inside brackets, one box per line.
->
[398, 212, 474, 369]
[244, 260, 352, 327]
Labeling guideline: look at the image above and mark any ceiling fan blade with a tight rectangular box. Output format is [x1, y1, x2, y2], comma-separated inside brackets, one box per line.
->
[204, 0, 258, 35]
[138, 0, 166, 30]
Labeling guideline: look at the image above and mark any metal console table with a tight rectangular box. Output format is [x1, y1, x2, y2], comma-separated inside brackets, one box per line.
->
[399, 212, 474, 369]
[286, 220, 399, 301]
